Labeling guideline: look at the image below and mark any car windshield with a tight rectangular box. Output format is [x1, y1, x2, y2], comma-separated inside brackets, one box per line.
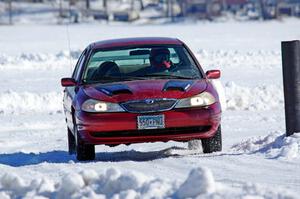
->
[82, 45, 202, 84]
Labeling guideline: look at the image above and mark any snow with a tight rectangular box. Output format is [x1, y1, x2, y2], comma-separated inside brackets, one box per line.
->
[231, 131, 300, 160]
[0, 91, 62, 114]
[175, 167, 216, 197]
[1, 167, 297, 199]
[224, 83, 284, 111]
[0, 16, 300, 198]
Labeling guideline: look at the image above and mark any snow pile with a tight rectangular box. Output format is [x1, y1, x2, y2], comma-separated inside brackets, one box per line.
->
[59, 168, 174, 198]
[231, 132, 300, 160]
[0, 168, 171, 199]
[0, 167, 296, 199]
[224, 82, 284, 111]
[175, 167, 215, 198]
[0, 90, 63, 114]
[0, 51, 80, 70]
[211, 80, 283, 111]
[197, 49, 281, 70]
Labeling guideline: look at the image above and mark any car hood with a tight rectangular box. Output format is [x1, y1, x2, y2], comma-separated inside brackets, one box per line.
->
[82, 79, 208, 103]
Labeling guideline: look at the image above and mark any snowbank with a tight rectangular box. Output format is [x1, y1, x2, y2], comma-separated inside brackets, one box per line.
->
[231, 131, 300, 160]
[224, 82, 283, 111]
[197, 49, 281, 70]
[0, 90, 62, 114]
[0, 167, 296, 199]
[175, 167, 216, 198]
[0, 51, 80, 71]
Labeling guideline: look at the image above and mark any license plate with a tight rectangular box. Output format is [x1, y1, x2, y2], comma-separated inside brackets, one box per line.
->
[137, 115, 165, 129]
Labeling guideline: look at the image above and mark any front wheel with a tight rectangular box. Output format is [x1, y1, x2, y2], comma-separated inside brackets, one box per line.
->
[74, 126, 95, 161]
[201, 126, 222, 153]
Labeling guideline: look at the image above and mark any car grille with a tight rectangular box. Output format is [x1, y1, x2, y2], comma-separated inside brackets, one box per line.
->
[121, 99, 177, 113]
[91, 126, 211, 138]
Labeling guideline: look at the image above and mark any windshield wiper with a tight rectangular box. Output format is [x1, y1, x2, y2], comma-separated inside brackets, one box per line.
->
[83, 76, 146, 84]
[140, 74, 197, 80]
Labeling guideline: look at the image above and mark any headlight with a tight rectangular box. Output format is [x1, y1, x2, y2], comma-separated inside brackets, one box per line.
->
[81, 99, 125, 113]
[175, 92, 216, 108]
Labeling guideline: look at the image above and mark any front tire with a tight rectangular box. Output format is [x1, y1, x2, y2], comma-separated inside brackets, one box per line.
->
[74, 126, 95, 161]
[201, 126, 222, 153]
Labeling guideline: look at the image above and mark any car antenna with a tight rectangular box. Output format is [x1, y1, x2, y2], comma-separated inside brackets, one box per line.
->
[65, 5, 73, 75]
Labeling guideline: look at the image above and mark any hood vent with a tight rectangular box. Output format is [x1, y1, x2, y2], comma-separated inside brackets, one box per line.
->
[96, 84, 132, 96]
[163, 80, 193, 92]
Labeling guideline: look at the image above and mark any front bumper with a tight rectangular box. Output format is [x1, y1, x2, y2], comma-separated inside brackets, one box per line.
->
[75, 103, 221, 145]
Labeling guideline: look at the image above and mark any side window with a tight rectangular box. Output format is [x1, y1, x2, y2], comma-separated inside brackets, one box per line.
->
[72, 50, 87, 81]
[169, 48, 180, 64]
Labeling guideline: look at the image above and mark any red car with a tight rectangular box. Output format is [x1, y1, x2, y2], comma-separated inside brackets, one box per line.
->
[61, 37, 222, 161]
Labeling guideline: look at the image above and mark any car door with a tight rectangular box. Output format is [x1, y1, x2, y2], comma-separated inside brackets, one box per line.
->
[63, 49, 87, 132]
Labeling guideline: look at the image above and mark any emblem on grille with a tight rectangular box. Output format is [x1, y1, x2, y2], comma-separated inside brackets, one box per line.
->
[145, 99, 155, 104]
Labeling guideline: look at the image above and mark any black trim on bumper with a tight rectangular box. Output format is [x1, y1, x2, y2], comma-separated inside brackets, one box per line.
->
[90, 126, 211, 138]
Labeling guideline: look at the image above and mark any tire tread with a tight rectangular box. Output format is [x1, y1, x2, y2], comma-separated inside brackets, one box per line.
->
[201, 126, 222, 153]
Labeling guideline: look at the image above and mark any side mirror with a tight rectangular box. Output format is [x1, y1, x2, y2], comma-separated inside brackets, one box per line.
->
[61, 78, 76, 87]
[206, 70, 221, 79]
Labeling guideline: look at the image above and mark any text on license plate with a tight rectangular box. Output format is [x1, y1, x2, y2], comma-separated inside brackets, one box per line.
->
[137, 115, 165, 129]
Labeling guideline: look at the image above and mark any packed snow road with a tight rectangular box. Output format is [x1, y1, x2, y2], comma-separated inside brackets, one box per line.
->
[0, 21, 300, 198]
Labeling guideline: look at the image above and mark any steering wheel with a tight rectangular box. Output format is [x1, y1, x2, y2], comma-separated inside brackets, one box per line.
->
[167, 62, 180, 72]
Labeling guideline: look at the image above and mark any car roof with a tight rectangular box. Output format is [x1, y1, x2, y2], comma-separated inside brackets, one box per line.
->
[91, 37, 183, 49]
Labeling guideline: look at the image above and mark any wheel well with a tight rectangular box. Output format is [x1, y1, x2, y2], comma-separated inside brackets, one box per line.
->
[71, 106, 76, 124]
[71, 106, 77, 135]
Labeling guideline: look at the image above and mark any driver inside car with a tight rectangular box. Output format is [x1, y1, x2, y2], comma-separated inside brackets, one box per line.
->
[149, 48, 173, 71]
[129, 47, 175, 76]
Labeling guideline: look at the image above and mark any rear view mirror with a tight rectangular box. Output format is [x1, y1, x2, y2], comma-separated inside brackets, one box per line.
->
[129, 50, 150, 56]
[61, 78, 76, 87]
[206, 70, 221, 79]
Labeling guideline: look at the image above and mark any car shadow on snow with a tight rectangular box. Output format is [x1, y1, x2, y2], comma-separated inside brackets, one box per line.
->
[0, 148, 247, 167]
[95, 146, 187, 162]
[0, 150, 74, 167]
[0, 146, 189, 167]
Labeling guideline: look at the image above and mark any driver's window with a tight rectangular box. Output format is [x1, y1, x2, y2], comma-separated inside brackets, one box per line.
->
[72, 50, 86, 81]
[169, 48, 180, 64]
